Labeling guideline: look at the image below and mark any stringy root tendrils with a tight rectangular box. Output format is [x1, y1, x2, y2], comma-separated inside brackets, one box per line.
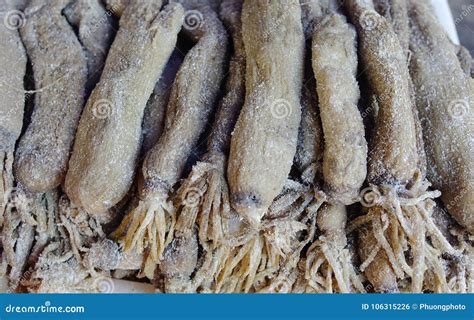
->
[113, 195, 176, 267]
[349, 177, 463, 292]
[304, 203, 366, 293]
[175, 157, 236, 251]
[213, 184, 325, 293]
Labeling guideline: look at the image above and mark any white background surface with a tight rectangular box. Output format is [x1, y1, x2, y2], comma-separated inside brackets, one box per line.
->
[431, 0, 460, 44]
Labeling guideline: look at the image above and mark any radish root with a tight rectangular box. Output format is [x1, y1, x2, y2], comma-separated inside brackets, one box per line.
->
[114, 4, 228, 279]
[350, 171, 460, 292]
[165, 0, 247, 293]
[0, 0, 27, 224]
[302, 6, 367, 293]
[305, 204, 366, 293]
[256, 194, 323, 293]
[214, 182, 325, 292]
[65, 1, 184, 215]
[2, 189, 59, 290]
[113, 192, 176, 266]
[177, 153, 233, 251]
[0, 151, 15, 225]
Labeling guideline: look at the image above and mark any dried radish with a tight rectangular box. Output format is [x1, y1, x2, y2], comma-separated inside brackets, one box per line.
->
[408, 0, 474, 232]
[347, 0, 454, 293]
[227, 0, 305, 227]
[65, 1, 184, 215]
[141, 50, 183, 153]
[0, 0, 27, 223]
[304, 9, 367, 293]
[64, 0, 115, 91]
[176, 0, 245, 252]
[113, 4, 228, 276]
[373, 0, 410, 52]
[15, 0, 88, 193]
